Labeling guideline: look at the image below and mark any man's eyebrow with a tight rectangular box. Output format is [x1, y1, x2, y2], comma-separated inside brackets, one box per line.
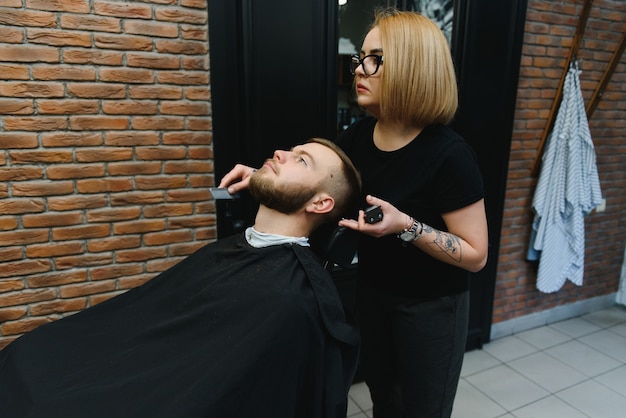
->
[291, 146, 316, 168]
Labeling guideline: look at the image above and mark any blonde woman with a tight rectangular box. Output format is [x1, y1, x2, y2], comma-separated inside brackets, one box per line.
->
[336, 9, 488, 418]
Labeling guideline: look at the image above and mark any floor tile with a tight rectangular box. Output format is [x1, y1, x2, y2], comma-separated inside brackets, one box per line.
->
[507, 351, 588, 393]
[452, 379, 506, 418]
[514, 325, 571, 350]
[511, 395, 588, 418]
[465, 365, 549, 411]
[578, 330, 626, 363]
[544, 339, 621, 377]
[594, 365, 626, 398]
[582, 307, 626, 328]
[557, 379, 626, 417]
[549, 317, 601, 338]
[609, 321, 626, 338]
[481, 335, 538, 363]
[460, 348, 501, 377]
[347, 396, 361, 416]
[348, 381, 373, 412]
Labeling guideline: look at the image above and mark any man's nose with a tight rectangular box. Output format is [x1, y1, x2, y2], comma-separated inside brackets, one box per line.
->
[273, 149, 289, 163]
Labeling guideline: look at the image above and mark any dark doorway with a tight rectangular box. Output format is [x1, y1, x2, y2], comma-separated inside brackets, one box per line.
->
[208, 0, 339, 236]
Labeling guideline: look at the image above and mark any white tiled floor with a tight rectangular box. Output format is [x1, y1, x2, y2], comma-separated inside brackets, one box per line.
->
[347, 305, 626, 418]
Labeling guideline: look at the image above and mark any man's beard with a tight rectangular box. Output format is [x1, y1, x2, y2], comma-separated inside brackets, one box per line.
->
[249, 171, 318, 214]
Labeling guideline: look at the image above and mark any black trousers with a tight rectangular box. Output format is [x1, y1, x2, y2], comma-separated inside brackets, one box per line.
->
[356, 283, 469, 418]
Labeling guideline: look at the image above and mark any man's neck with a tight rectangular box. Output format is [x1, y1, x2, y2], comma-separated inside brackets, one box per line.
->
[253, 206, 312, 238]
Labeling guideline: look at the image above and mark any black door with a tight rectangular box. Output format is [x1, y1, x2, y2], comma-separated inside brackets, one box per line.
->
[208, 0, 338, 235]
[208, 0, 527, 349]
[451, 0, 527, 349]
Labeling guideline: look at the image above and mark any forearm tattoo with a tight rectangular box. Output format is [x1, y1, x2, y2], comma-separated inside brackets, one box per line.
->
[422, 224, 463, 263]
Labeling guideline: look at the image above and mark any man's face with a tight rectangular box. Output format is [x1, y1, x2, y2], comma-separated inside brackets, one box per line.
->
[249, 142, 342, 214]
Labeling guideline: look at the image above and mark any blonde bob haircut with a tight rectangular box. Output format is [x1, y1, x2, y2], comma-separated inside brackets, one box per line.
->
[372, 9, 458, 126]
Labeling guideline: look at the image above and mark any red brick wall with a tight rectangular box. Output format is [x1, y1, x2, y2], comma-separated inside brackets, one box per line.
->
[0, 0, 214, 349]
[494, 0, 626, 322]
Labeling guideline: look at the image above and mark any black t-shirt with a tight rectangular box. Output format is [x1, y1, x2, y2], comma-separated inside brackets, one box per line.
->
[336, 117, 484, 298]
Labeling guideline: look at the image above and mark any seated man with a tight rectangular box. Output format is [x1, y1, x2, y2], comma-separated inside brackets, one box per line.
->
[0, 138, 362, 418]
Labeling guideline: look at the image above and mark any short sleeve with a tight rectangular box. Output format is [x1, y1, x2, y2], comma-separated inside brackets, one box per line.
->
[434, 141, 484, 213]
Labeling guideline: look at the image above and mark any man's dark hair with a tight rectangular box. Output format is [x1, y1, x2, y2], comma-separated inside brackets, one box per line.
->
[307, 137, 362, 224]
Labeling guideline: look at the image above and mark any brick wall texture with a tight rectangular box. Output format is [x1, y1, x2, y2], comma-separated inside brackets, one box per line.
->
[494, 0, 626, 322]
[1, 0, 625, 349]
[0, 0, 214, 349]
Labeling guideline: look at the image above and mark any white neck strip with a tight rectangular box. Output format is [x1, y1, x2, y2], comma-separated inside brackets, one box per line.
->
[245, 226, 309, 248]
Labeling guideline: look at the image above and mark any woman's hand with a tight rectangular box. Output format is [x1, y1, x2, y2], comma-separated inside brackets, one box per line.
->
[217, 164, 256, 195]
[338, 195, 407, 238]
[338, 195, 489, 273]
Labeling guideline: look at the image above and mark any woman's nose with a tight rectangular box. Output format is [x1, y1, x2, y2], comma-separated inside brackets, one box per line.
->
[354, 62, 365, 76]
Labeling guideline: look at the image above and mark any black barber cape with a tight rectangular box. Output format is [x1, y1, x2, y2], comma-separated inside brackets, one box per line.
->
[0, 233, 359, 418]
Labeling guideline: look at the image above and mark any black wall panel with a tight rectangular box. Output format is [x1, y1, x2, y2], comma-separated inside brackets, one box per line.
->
[209, 0, 337, 236]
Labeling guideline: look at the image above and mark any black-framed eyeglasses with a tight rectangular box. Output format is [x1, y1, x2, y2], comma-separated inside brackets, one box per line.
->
[349, 54, 384, 76]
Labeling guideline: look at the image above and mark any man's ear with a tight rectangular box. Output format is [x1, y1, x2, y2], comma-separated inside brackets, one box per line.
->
[306, 193, 335, 214]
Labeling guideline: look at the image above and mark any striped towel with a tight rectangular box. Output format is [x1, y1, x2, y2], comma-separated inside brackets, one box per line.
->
[528, 62, 603, 293]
